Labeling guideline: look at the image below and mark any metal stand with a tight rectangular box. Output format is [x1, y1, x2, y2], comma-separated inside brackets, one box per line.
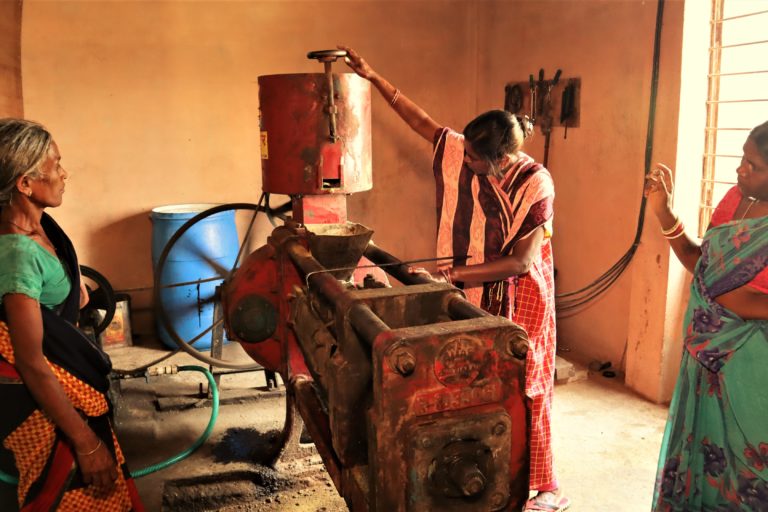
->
[209, 286, 224, 397]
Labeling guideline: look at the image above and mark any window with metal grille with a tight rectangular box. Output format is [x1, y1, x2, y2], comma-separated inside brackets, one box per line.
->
[700, 0, 768, 236]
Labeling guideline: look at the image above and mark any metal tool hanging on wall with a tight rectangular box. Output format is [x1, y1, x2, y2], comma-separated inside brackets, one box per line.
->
[538, 68, 561, 168]
[560, 80, 577, 139]
[504, 70, 580, 169]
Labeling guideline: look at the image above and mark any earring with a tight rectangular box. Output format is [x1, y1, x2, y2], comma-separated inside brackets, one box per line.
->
[27, 191, 32, 198]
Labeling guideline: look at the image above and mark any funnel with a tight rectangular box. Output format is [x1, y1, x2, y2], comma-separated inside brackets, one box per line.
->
[305, 222, 374, 281]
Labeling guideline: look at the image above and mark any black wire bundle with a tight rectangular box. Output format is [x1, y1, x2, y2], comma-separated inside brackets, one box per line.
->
[555, 0, 664, 315]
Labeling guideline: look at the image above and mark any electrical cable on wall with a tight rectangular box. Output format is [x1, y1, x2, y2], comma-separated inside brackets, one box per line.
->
[555, 0, 665, 314]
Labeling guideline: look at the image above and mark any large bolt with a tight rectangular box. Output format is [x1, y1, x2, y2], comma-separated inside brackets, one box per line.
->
[461, 472, 486, 497]
[449, 460, 487, 497]
[490, 492, 507, 509]
[492, 422, 506, 436]
[391, 347, 416, 376]
[505, 330, 529, 360]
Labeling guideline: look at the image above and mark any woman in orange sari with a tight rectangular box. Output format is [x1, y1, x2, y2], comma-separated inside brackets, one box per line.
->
[341, 47, 568, 512]
[0, 119, 143, 511]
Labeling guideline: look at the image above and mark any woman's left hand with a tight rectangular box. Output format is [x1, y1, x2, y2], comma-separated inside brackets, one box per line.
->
[338, 45, 376, 80]
[76, 439, 118, 493]
[408, 266, 452, 284]
[407, 266, 432, 278]
[644, 163, 674, 217]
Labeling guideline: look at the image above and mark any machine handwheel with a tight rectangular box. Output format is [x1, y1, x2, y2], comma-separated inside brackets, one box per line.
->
[80, 265, 117, 338]
[306, 49, 347, 62]
[154, 202, 270, 370]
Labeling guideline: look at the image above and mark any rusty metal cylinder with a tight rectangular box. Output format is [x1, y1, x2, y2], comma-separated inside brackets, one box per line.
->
[258, 73, 372, 195]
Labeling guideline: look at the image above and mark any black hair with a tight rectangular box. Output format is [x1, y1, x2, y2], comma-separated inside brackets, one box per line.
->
[462, 110, 533, 177]
[750, 120, 768, 164]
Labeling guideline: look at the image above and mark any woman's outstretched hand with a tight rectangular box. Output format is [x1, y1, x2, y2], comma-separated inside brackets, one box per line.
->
[644, 163, 674, 217]
[408, 266, 453, 284]
[338, 45, 375, 80]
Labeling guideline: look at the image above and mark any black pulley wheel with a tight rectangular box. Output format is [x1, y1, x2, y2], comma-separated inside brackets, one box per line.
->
[79, 265, 116, 337]
[154, 202, 268, 369]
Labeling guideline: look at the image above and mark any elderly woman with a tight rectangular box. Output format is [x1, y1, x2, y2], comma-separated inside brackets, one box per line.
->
[646, 120, 768, 510]
[340, 47, 569, 511]
[0, 119, 142, 511]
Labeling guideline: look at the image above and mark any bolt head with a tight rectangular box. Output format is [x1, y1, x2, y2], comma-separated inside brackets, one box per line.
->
[505, 330, 529, 359]
[391, 348, 416, 376]
[462, 473, 486, 497]
[490, 492, 507, 509]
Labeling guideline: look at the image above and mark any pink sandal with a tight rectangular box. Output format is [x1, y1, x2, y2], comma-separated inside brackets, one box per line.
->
[523, 494, 571, 511]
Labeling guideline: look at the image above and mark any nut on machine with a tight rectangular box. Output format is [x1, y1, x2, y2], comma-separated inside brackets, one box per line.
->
[221, 50, 532, 511]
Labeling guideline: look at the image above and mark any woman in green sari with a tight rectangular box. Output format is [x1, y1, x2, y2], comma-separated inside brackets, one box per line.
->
[646, 121, 768, 511]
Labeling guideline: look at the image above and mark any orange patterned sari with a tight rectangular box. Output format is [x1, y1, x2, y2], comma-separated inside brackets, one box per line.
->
[0, 214, 143, 511]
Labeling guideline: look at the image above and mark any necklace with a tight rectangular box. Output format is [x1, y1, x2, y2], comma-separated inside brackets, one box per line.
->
[2, 219, 56, 254]
[740, 197, 760, 221]
[2, 219, 38, 235]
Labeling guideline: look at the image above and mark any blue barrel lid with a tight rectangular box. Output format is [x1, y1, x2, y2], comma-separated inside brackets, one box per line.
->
[150, 203, 222, 219]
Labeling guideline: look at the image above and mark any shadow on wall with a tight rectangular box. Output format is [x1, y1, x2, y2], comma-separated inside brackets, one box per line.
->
[348, 116, 436, 263]
[85, 211, 155, 337]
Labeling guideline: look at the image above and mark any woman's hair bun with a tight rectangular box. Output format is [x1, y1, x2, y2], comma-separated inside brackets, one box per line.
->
[515, 115, 534, 139]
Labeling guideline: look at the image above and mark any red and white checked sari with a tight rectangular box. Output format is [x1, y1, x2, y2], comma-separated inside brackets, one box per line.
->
[432, 127, 558, 490]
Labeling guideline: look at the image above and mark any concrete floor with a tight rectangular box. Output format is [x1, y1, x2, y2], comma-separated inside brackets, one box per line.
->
[1, 338, 670, 511]
[552, 372, 668, 510]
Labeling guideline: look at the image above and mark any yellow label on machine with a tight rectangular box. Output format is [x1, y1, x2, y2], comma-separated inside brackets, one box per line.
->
[260, 131, 268, 159]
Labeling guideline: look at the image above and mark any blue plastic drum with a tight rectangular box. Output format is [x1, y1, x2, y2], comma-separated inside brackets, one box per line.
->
[151, 204, 238, 350]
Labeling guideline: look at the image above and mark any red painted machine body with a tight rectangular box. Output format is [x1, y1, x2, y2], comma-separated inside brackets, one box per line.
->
[219, 64, 531, 511]
[220, 221, 532, 511]
[258, 73, 372, 196]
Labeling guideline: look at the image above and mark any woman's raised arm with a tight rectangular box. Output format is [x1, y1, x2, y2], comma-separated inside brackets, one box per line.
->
[339, 45, 440, 143]
[644, 163, 701, 273]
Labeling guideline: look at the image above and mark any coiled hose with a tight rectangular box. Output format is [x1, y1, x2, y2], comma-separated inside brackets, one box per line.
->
[0, 364, 219, 486]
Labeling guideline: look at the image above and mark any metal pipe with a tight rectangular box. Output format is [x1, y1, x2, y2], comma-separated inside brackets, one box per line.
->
[348, 302, 389, 346]
[285, 239, 350, 305]
[446, 296, 491, 320]
[364, 242, 490, 320]
[285, 238, 389, 346]
[363, 242, 434, 285]
[324, 61, 338, 142]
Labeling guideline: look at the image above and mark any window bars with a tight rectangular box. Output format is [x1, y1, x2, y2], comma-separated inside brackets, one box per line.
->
[700, 1, 768, 236]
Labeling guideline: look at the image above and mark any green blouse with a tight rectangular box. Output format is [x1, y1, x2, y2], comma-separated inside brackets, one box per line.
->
[0, 234, 71, 309]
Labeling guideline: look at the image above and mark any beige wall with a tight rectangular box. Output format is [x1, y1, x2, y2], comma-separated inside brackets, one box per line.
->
[20, 0, 691, 401]
[0, 0, 23, 117]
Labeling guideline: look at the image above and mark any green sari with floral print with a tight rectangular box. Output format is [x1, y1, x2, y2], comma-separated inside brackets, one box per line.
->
[653, 215, 768, 511]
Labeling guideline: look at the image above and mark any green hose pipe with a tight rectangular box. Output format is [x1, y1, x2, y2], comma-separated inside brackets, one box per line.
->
[130, 365, 219, 477]
[0, 364, 220, 486]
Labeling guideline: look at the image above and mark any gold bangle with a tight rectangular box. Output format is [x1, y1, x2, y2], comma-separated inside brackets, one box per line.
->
[660, 217, 681, 236]
[664, 226, 685, 240]
[77, 439, 102, 456]
[390, 88, 400, 107]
